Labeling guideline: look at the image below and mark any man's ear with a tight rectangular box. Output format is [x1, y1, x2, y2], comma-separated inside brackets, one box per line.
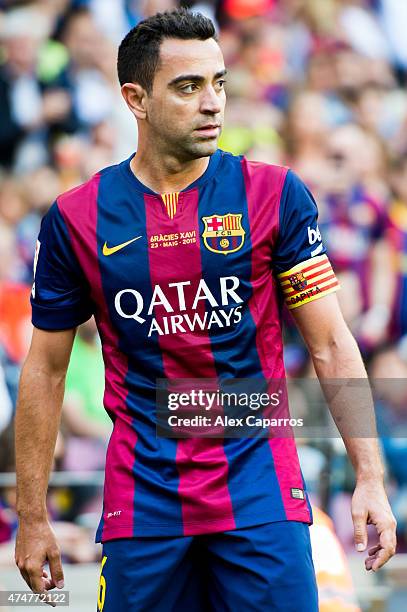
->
[121, 83, 148, 120]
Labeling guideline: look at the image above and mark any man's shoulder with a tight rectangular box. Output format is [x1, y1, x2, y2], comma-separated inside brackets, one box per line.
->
[55, 162, 121, 215]
[232, 152, 291, 193]
[247, 160, 290, 178]
[218, 149, 290, 178]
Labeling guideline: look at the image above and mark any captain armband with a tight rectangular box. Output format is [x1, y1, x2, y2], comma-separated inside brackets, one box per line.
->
[277, 254, 340, 310]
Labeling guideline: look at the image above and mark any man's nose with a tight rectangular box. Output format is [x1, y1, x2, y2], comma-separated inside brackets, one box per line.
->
[200, 86, 222, 114]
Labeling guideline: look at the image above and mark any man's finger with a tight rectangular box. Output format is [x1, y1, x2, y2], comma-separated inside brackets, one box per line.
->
[28, 571, 56, 609]
[42, 569, 56, 590]
[379, 522, 397, 552]
[27, 564, 46, 594]
[352, 512, 368, 551]
[365, 557, 376, 571]
[372, 547, 391, 572]
[48, 547, 64, 589]
[39, 569, 57, 607]
[368, 544, 381, 556]
[372, 526, 397, 571]
[19, 567, 32, 590]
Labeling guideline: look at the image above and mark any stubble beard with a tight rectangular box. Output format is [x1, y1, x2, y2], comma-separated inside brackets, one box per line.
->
[172, 127, 221, 161]
[149, 118, 222, 163]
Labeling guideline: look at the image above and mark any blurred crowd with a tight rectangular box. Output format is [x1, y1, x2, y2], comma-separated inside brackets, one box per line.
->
[0, 0, 407, 574]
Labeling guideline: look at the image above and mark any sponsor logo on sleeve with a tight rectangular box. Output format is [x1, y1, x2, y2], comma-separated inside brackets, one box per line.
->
[308, 225, 324, 256]
[307, 225, 322, 245]
[31, 240, 41, 298]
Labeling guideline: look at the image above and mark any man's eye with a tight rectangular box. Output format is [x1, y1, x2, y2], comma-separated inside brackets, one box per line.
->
[181, 84, 198, 93]
[217, 80, 227, 88]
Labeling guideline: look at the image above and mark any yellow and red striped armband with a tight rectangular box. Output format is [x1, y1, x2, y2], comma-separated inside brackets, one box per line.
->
[277, 254, 340, 310]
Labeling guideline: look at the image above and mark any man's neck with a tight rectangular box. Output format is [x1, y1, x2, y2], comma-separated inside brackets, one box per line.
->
[130, 148, 210, 194]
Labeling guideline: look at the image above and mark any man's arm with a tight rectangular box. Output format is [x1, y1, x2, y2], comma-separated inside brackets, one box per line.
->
[14, 327, 76, 597]
[291, 293, 397, 571]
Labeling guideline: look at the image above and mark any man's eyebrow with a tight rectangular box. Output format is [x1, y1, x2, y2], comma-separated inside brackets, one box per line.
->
[214, 69, 228, 79]
[168, 69, 227, 87]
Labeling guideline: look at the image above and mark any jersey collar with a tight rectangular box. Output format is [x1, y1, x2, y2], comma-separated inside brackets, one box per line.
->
[120, 149, 223, 195]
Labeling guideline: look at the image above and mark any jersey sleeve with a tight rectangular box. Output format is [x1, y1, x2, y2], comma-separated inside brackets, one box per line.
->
[273, 170, 340, 310]
[31, 202, 94, 329]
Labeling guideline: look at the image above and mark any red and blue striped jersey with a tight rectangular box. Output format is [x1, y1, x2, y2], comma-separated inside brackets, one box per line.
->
[31, 149, 339, 542]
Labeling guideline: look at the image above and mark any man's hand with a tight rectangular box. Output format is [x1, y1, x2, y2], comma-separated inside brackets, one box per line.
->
[15, 518, 65, 607]
[352, 478, 397, 571]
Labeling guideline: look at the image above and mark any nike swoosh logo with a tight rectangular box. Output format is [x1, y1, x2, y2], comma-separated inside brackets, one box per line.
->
[102, 235, 142, 256]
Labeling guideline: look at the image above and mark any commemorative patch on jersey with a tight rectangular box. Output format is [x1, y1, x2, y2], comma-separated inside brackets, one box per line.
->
[278, 254, 339, 309]
[201, 213, 245, 255]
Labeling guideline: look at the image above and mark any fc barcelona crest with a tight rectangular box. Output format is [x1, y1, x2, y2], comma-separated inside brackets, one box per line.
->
[288, 272, 308, 291]
[201, 213, 245, 255]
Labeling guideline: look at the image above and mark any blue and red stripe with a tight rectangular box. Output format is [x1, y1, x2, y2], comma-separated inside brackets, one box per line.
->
[144, 186, 236, 535]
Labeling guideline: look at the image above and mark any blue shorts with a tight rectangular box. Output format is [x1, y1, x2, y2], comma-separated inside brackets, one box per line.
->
[97, 521, 318, 612]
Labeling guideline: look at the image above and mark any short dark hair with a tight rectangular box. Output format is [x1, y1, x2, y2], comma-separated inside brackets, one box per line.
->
[117, 8, 217, 92]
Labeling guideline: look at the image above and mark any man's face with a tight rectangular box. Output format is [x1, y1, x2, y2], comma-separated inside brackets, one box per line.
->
[145, 37, 226, 160]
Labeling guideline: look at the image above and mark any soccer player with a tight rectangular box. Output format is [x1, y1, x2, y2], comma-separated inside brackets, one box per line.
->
[14, 9, 396, 611]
